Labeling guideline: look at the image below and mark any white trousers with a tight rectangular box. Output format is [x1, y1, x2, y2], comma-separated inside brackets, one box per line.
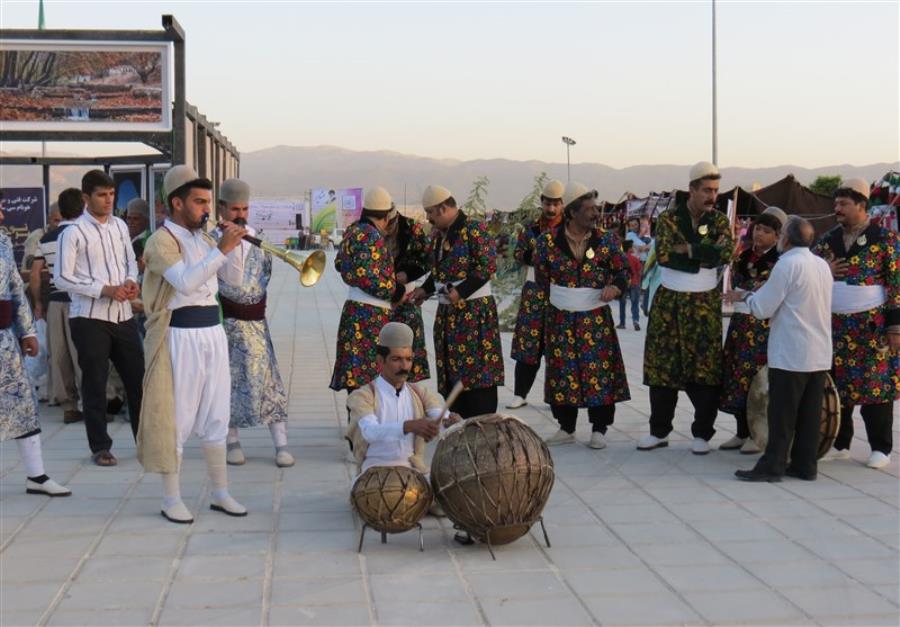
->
[168, 325, 231, 454]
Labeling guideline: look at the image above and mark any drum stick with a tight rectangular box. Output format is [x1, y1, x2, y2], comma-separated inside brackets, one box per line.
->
[434, 381, 465, 423]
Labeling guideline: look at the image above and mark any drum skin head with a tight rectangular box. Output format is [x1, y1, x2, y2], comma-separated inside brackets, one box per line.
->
[351, 466, 432, 534]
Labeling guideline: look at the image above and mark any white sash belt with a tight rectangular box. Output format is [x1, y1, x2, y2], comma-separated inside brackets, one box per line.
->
[525, 267, 536, 283]
[549, 284, 610, 312]
[732, 300, 751, 315]
[434, 280, 492, 305]
[660, 266, 718, 292]
[832, 282, 887, 315]
[347, 286, 391, 310]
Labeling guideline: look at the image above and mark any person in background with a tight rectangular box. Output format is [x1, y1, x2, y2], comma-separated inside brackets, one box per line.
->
[617, 240, 643, 331]
[21, 204, 61, 272]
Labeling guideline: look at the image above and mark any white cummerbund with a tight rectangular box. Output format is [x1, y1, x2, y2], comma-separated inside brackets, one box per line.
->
[660, 266, 718, 292]
[434, 280, 492, 305]
[832, 282, 887, 315]
[549, 284, 610, 312]
[525, 267, 536, 283]
[731, 300, 751, 315]
[347, 286, 392, 310]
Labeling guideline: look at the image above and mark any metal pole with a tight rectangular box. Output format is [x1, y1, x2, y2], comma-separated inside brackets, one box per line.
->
[566, 144, 571, 182]
[711, 0, 718, 165]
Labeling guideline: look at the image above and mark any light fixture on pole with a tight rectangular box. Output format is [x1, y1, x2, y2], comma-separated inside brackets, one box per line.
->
[561, 136, 576, 181]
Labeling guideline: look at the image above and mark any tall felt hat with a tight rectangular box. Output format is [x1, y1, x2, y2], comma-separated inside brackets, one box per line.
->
[219, 178, 250, 205]
[542, 180, 564, 200]
[126, 198, 149, 216]
[422, 184, 452, 209]
[840, 177, 870, 200]
[689, 161, 719, 182]
[164, 165, 202, 197]
[364, 186, 394, 212]
[761, 206, 788, 226]
[377, 321, 414, 348]
[562, 181, 596, 209]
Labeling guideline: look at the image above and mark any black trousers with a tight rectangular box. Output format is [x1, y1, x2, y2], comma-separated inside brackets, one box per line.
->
[451, 387, 498, 419]
[649, 384, 719, 440]
[70, 317, 144, 454]
[834, 402, 894, 455]
[513, 361, 541, 398]
[552, 404, 615, 434]
[733, 410, 750, 439]
[754, 368, 826, 478]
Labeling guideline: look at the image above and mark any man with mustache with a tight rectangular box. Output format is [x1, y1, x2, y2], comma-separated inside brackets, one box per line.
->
[215, 179, 293, 469]
[136, 165, 249, 523]
[639, 162, 735, 455]
[507, 179, 564, 409]
[814, 178, 899, 469]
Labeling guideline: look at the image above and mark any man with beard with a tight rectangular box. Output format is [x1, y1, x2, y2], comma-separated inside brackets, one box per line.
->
[214, 179, 294, 468]
[411, 185, 504, 418]
[639, 162, 735, 455]
[507, 179, 564, 409]
[815, 178, 899, 469]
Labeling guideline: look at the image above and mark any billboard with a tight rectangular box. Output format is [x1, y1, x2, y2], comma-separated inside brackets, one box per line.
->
[0, 41, 171, 132]
[0, 187, 46, 265]
[310, 188, 362, 233]
[249, 199, 305, 246]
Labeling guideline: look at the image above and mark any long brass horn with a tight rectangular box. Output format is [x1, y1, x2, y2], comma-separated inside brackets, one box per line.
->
[244, 235, 326, 287]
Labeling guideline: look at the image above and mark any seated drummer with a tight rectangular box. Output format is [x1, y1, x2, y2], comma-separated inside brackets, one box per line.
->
[346, 322, 460, 478]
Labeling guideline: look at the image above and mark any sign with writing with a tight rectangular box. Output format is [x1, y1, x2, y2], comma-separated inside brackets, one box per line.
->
[0, 187, 46, 265]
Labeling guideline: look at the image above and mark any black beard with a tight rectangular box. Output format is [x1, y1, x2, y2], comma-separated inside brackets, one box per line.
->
[232, 217, 247, 226]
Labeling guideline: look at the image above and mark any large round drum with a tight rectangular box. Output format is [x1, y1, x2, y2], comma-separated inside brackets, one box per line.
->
[351, 466, 432, 534]
[747, 366, 841, 459]
[431, 413, 555, 546]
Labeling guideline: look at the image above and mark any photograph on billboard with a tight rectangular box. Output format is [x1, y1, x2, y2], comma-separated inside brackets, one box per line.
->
[110, 166, 145, 216]
[0, 40, 171, 132]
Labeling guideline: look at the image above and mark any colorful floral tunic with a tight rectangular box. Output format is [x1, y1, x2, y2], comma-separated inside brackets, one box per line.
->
[719, 246, 779, 414]
[219, 239, 288, 428]
[813, 223, 900, 406]
[0, 230, 41, 441]
[329, 219, 398, 391]
[511, 218, 558, 365]
[643, 202, 734, 388]
[534, 226, 631, 407]
[422, 211, 504, 396]
[388, 215, 431, 382]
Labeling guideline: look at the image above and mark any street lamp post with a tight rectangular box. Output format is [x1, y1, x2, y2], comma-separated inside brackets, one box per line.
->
[561, 136, 576, 181]
[711, 0, 718, 165]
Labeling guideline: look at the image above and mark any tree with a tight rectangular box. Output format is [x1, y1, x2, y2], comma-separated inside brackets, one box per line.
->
[809, 175, 842, 196]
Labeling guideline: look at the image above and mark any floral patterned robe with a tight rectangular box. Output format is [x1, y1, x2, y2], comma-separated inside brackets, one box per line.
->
[511, 218, 557, 365]
[388, 215, 431, 382]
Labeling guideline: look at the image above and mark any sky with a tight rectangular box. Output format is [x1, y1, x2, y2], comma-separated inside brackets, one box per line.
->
[1, 0, 898, 168]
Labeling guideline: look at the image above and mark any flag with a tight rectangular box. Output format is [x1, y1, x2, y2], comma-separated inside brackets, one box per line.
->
[38, 0, 45, 29]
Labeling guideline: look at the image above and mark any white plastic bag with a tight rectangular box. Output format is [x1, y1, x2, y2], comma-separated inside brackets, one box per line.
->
[24, 319, 49, 396]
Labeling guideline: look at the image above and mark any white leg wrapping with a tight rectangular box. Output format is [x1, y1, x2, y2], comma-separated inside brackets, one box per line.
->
[204, 445, 246, 516]
[16, 434, 45, 478]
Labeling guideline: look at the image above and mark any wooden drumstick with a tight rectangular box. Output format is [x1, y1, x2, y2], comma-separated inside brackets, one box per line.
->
[434, 381, 465, 424]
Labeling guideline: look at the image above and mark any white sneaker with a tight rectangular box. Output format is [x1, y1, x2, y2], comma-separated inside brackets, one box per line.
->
[275, 449, 295, 468]
[210, 494, 248, 517]
[820, 448, 851, 462]
[506, 396, 528, 409]
[588, 432, 608, 450]
[25, 478, 72, 497]
[544, 429, 575, 446]
[161, 500, 193, 524]
[226, 442, 245, 466]
[866, 451, 891, 469]
[637, 434, 668, 451]
[719, 435, 746, 450]
[739, 439, 762, 455]
[692, 438, 711, 455]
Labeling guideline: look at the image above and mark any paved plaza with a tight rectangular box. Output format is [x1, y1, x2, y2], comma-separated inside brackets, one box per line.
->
[1, 256, 898, 626]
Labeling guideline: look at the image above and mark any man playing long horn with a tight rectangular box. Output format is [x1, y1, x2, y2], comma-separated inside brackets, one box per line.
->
[507, 179, 564, 409]
[215, 178, 293, 468]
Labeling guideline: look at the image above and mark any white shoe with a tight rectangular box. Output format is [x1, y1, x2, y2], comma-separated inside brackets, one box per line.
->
[692, 438, 711, 455]
[26, 478, 72, 497]
[161, 500, 193, 524]
[210, 494, 248, 517]
[739, 439, 762, 455]
[637, 434, 668, 451]
[226, 442, 245, 466]
[428, 500, 446, 517]
[719, 435, 746, 450]
[866, 451, 891, 469]
[588, 432, 607, 450]
[544, 429, 575, 446]
[275, 449, 295, 468]
[820, 448, 851, 462]
[506, 396, 528, 409]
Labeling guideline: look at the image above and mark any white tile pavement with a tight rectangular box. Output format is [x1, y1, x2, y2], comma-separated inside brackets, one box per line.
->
[1, 257, 897, 626]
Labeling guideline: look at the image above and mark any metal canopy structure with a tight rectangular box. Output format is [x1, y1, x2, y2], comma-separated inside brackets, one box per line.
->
[0, 15, 239, 217]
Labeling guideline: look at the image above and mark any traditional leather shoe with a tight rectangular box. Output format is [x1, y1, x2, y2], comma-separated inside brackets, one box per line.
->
[92, 450, 117, 466]
[637, 434, 668, 450]
[428, 500, 447, 517]
[633, 322, 641, 331]
[820, 448, 851, 462]
[161, 500, 194, 524]
[785, 467, 817, 481]
[544, 429, 575, 446]
[588, 432, 607, 450]
[210, 495, 248, 517]
[505, 396, 527, 409]
[734, 469, 782, 482]
[275, 449, 295, 468]
[719, 435, 746, 450]
[26, 478, 72, 497]
[867, 451, 891, 469]
[63, 410, 83, 424]
[692, 438, 712, 455]
[226, 442, 245, 466]
[740, 439, 762, 455]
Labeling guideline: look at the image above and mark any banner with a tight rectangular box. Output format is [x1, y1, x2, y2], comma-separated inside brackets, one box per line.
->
[249, 199, 304, 246]
[310, 188, 362, 234]
[0, 187, 46, 265]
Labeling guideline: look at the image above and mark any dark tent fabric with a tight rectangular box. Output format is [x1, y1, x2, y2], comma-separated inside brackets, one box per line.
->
[754, 175, 836, 235]
[715, 186, 767, 217]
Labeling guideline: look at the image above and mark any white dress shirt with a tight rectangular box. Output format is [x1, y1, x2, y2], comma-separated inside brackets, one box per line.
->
[161, 220, 244, 309]
[54, 212, 138, 323]
[746, 247, 833, 372]
[358, 376, 443, 473]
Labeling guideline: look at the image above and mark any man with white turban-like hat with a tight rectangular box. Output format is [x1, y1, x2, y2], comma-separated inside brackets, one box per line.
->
[214, 178, 294, 469]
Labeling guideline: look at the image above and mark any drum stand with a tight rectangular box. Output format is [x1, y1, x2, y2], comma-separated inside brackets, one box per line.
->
[357, 522, 425, 553]
[466, 517, 552, 561]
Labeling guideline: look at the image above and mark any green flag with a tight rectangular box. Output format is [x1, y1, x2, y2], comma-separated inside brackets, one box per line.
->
[38, 0, 45, 29]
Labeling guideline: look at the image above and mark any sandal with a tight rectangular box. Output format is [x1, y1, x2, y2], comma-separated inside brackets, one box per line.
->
[92, 450, 118, 467]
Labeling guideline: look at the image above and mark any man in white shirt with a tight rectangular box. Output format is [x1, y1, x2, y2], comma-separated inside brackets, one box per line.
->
[726, 217, 833, 482]
[136, 165, 248, 524]
[54, 171, 144, 466]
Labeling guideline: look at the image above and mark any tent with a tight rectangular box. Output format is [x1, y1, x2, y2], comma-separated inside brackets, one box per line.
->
[753, 174, 836, 235]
